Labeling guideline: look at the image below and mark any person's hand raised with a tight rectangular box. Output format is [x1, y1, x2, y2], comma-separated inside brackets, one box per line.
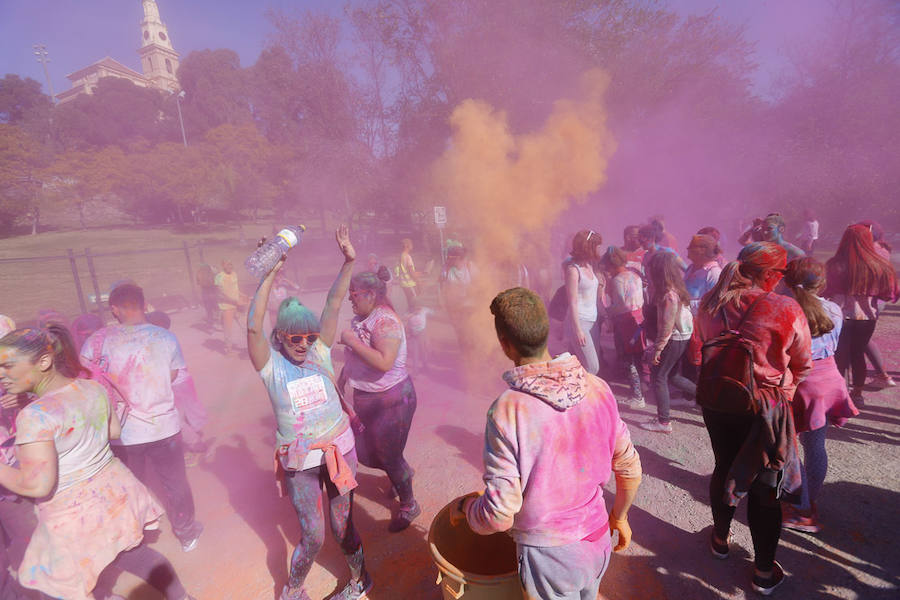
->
[336, 224, 356, 262]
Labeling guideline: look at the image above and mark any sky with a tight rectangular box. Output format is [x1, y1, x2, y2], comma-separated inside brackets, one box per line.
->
[0, 0, 832, 100]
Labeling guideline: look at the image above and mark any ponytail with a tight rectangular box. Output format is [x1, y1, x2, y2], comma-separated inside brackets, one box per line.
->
[46, 324, 89, 379]
[0, 325, 90, 381]
[784, 257, 834, 338]
[701, 242, 788, 316]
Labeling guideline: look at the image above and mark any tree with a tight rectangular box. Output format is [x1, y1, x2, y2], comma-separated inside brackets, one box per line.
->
[0, 124, 53, 234]
[43, 146, 127, 228]
[203, 123, 277, 219]
[767, 0, 900, 230]
[177, 49, 252, 136]
[0, 74, 52, 124]
[52, 77, 166, 149]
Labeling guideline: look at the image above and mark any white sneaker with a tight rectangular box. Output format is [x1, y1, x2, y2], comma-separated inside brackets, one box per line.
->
[640, 420, 672, 433]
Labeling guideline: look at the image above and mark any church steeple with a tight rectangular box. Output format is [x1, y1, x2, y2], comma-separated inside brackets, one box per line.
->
[138, 0, 180, 92]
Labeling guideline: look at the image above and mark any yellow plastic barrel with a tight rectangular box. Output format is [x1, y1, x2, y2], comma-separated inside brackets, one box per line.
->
[428, 499, 524, 600]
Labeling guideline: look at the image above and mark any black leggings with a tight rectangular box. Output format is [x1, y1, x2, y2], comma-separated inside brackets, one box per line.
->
[353, 377, 417, 505]
[834, 319, 877, 388]
[92, 542, 187, 599]
[702, 409, 782, 571]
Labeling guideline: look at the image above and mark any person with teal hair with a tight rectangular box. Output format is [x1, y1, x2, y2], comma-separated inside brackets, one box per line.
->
[247, 225, 371, 600]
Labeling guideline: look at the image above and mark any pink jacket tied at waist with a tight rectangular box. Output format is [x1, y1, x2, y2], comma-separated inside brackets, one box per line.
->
[274, 421, 357, 497]
[466, 353, 642, 547]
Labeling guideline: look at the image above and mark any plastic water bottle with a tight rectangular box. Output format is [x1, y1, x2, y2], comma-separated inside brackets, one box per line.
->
[245, 225, 306, 279]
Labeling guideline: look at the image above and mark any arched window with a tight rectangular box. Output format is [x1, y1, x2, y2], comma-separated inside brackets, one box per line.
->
[165, 59, 173, 74]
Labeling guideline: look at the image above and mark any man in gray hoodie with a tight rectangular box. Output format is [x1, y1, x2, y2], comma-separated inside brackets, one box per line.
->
[453, 287, 642, 599]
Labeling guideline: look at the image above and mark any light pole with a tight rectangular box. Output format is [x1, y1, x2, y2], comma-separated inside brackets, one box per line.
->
[33, 44, 56, 102]
[174, 89, 188, 147]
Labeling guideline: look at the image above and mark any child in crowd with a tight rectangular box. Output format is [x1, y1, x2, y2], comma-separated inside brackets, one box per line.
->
[601, 246, 646, 408]
[405, 298, 433, 372]
[146, 311, 211, 467]
[783, 258, 857, 533]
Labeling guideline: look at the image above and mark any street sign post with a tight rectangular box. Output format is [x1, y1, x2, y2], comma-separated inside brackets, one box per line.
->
[434, 206, 447, 262]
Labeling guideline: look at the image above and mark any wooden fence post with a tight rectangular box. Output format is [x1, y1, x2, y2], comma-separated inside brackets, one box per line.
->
[67, 248, 88, 315]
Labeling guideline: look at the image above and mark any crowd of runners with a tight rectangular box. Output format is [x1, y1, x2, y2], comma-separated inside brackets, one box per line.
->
[0, 213, 897, 599]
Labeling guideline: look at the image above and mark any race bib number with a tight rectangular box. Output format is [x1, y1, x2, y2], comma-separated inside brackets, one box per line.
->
[286, 375, 328, 413]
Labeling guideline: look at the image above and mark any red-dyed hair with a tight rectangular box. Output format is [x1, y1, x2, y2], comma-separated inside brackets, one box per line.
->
[825, 224, 898, 301]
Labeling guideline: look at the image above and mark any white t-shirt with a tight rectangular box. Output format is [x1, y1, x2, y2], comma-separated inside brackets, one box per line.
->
[16, 379, 114, 492]
[81, 323, 186, 445]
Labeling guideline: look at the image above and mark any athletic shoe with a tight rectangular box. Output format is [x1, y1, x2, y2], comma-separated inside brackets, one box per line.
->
[709, 530, 729, 560]
[179, 521, 204, 553]
[751, 561, 786, 596]
[781, 504, 822, 534]
[871, 374, 897, 388]
[279, 586, 312, 600]
[388, 501, 421, 532]
[330, 572, 373, 600]
[640, 420, 672, 434]
[625, 396, 646, 409]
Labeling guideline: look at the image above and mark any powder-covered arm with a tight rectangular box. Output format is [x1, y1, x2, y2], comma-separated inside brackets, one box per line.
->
[247, 257, 282, 371]
[465, 413, 522, 535]
[609, 417, 641, 551]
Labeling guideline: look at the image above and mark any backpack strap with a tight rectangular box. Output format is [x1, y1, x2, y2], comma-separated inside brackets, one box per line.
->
[721, 292, 770, 332]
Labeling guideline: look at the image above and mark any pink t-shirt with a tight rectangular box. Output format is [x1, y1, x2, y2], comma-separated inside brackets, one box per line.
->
[346, 306, 408, 393]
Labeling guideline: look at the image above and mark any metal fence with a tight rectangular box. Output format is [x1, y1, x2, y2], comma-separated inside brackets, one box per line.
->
[0, 241, 229, 325]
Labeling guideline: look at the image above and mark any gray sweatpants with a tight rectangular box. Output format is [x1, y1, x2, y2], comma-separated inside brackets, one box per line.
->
[518, 537, 612, 600]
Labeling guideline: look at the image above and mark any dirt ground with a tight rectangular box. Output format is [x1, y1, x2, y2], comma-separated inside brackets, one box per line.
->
[112, 284, 900, 600]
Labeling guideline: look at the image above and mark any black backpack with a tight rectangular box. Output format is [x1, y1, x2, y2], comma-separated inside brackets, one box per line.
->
[697, 293, 771, 415]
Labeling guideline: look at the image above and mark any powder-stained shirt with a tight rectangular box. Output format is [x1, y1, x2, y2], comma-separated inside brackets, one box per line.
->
[15, 379, 113, 492]
[346, 306, 408, 393]
[684, 261, 722, 314]
[81, 324, 186, 445]
[259, 339, 351, 462]
[607, 270, 644, 317]
[811, 297, 843, 361]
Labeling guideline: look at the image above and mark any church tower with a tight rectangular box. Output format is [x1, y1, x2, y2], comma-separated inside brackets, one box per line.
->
[138, 0, 180, 91]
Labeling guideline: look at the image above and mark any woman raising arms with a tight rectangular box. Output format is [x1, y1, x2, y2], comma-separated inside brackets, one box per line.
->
[247, 225, 371, 600]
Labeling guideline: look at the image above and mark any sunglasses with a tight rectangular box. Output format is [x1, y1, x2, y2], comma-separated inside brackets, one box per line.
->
[348, 290, 372, 299]
[283, 333, 319, 345]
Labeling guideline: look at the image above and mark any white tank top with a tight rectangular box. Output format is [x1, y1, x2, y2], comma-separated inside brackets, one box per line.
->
[572, 263, 599, 322]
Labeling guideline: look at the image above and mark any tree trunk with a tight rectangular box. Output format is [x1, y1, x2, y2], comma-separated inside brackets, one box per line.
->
[31, 206, 40, 235]
[176, 204, 185, 225]
[78, 202, 86, 229]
